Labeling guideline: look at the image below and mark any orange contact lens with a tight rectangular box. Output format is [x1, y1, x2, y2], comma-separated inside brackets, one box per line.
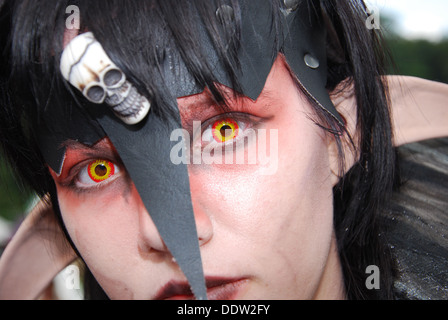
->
[212, 118, 239, 143]
[88, 160, 115, 183]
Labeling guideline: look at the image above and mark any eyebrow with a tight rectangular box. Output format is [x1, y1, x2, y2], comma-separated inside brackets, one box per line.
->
[179, 92, 219, 116]
[179, 86, 277, 116]
[257, 88, 277, 104]
[177, 92, 226, 132]
[62, 139, 119, 161]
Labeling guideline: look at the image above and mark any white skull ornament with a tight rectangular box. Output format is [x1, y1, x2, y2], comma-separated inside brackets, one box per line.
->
[60, 32, 150, 125]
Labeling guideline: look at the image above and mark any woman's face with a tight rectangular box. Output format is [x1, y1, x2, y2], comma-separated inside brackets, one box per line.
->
[50, 57, 345, 299]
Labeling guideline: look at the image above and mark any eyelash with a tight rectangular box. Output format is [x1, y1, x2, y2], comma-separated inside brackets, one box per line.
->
[68, 159, 122, 192]
[62, 114, 260, 190]
[195, 113, 260, 150]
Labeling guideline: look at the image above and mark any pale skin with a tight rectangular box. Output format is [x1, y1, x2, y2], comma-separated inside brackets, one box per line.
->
[0, 60, 446, 300]
[49, 56, 345, 299]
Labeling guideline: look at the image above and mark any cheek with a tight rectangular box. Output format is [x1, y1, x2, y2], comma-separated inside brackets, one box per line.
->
[190, 127, 333, 237]
[188, 98, 335, 297]
[54, 184, 143, 291]
[189, 97, 333, 223]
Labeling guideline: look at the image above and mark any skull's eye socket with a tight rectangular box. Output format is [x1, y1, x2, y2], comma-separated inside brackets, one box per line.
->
[86, 85, 106, 103]
[104, 69, 124, 87]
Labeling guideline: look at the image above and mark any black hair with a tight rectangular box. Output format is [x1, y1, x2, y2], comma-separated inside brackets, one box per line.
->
[0, 0, 396, 299]
[321, 1, 397, 299]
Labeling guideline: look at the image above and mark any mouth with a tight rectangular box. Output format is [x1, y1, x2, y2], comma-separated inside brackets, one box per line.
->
[154, 277, 249, 300]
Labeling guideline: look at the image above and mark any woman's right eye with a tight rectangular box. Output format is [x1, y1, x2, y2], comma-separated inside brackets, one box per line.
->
[76, 159, 121, 189]
[201, 117, 243, 144]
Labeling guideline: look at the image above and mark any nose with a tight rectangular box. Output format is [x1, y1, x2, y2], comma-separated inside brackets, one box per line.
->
[138, 199, 168, 253]
[192, 199, 214, 247]
[189, 171, 214, 247]
[137, 185, 214, 253]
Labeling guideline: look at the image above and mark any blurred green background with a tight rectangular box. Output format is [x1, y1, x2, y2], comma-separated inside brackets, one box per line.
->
[0, 160, 34, 222]
[388, 37, 448, 83]
[382, 13, 448, 83]
[1, 11, 448, 224]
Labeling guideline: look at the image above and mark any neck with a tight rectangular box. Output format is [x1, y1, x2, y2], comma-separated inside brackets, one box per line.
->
[313, 233, 347, 300]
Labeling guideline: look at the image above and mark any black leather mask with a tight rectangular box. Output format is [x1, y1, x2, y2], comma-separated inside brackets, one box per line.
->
[39, 0, 342, 299]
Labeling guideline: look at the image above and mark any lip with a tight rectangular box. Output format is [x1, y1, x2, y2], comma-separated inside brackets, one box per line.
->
[154, 277, 249, 300]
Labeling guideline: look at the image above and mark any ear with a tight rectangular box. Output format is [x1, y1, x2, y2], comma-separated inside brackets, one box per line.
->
[0, 196, 77, 299]
[326, 75, 448, 186]
[388, 76, 448, 146]
[327, 79, 360, 187]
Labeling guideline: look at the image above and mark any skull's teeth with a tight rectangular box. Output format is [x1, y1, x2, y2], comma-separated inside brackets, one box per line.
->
[105, 82, 132, 106]
[111, 86, 138, 114]
[111, 86, 147, 118]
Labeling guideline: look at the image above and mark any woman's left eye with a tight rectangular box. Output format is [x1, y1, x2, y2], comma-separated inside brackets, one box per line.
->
[201, 117, 247, 145]
[76, 159, 120, 187]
